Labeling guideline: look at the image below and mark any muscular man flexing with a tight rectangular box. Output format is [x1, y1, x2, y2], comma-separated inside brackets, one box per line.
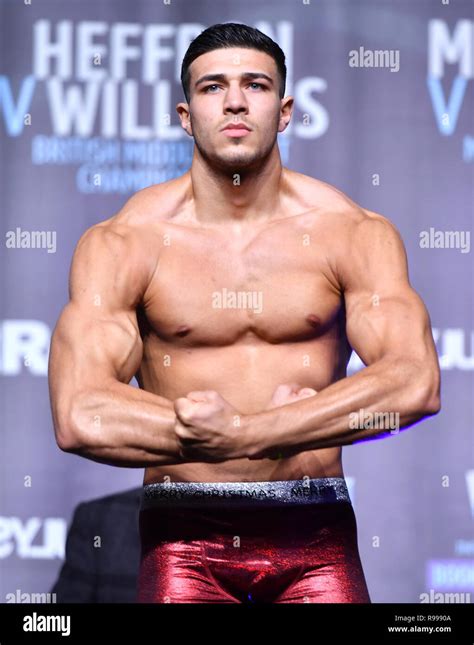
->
[48, 23, 440, 604]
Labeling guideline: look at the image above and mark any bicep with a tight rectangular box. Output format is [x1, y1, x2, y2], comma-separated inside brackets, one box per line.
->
[345, 285, 435, 367]
[49, 225, 145, 423]
[50, 301, 143, 390]
[342, 213, 436, 367]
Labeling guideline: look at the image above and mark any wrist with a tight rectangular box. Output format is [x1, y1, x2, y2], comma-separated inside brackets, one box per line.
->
[241, 411, 272, 460]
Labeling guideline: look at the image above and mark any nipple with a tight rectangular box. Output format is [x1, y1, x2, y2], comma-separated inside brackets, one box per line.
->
[306, 314, 321, 327]
[176, 325, 191, 337]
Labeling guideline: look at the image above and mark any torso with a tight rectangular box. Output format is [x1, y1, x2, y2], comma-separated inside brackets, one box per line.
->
[116, 169, 364, 484]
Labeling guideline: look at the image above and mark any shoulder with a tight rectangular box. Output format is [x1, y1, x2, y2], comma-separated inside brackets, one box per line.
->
[288, 171, 407, 283]
[113, 174, 190, 227]
[69, 205, 153, 302]
[289, 170, 402, 240]
[284, 169, 356, 213]
[72, 177, 188, 281]
[81, 173, 189, 241]
[333, 206, 407, 289]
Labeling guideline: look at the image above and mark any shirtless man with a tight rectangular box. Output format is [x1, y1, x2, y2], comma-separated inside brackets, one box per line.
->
[48, 23, 440, 604]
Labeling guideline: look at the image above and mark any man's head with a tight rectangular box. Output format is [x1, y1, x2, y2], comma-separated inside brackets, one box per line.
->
[180, 22, 287, 103]
[177, 23, 293, 173]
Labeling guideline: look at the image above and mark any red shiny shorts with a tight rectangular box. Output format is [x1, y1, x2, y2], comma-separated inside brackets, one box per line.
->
[137, 478, 370, 603]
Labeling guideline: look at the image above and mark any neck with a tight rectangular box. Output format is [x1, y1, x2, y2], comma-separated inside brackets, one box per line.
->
[189, 145, 285, 224]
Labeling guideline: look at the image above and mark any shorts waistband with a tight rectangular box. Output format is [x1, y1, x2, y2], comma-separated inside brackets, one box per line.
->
[140, 477, 350, 509]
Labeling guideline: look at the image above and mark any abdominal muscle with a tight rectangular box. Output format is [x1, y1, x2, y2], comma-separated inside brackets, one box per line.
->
[141, 343, 345, 485]
[143, 447, 344, 485]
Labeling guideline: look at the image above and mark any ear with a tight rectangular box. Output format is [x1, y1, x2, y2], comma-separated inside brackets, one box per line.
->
[176, 102, 193, 136]
[278, 95, 294, 133]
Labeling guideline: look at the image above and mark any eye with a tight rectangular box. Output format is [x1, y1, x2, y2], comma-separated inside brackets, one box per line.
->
[249, 82, 265, 90]
[204, 84, 221, 93]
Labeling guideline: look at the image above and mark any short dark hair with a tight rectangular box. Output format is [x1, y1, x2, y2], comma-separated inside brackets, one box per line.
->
[180, 22, 287, 103]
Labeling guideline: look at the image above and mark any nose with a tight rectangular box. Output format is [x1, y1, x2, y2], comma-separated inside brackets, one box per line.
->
[223, 82, 249, 115]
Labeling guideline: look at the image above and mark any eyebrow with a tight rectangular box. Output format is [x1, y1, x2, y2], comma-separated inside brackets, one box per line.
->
[194, 72, 274, 88]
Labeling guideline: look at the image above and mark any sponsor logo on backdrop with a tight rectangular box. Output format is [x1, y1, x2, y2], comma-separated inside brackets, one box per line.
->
[348, 328, 474, 373]
[0, 517, 66, 559]
[0, 20, 329, 194]
[426, 560, 474, 592]
[425, 472, 474, 595]
[427, 19, 473, 161]
[1, 321, 473, 375]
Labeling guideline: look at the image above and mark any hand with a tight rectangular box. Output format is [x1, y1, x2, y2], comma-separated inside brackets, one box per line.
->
[174, 390, 244, 463]
[266, 383, 318, 410]
[254, 383, 318, 460]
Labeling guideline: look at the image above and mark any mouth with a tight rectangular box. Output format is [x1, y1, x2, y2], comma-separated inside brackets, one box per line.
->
[223, 128, 251, 137]
[222, 124, 252, 138]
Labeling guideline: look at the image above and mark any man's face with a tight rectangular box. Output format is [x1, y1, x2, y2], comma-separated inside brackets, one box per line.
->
[177, 47, 293, 172]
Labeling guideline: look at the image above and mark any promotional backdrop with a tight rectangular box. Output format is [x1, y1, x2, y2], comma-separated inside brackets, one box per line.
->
[0, 0, 472, 603]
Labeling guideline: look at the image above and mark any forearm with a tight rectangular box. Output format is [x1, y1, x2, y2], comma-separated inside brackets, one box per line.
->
[246, 357, 439, 459]
[63, 381, 186, 467]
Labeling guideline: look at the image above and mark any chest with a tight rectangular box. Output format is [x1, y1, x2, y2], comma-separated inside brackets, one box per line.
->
[141, 222, 344, 345]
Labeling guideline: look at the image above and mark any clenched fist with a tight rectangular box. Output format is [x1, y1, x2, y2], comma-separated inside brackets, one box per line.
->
[174, 390, 245, 463]
[173, 384, 318, 464]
